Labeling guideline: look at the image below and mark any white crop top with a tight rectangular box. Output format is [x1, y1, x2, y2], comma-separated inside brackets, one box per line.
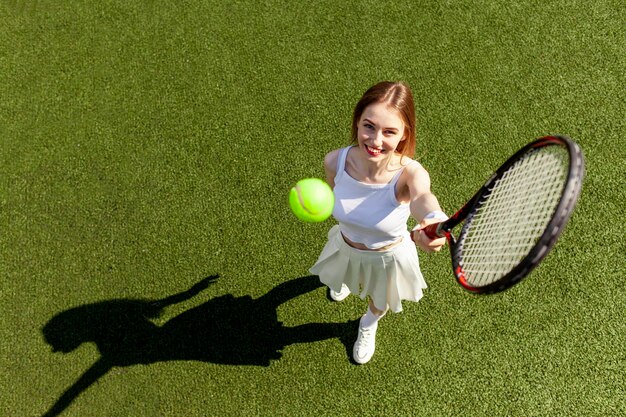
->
[332, 146, 415, 249]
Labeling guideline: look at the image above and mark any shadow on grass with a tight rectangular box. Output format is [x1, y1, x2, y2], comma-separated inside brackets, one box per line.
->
[41, 275, 358, 417]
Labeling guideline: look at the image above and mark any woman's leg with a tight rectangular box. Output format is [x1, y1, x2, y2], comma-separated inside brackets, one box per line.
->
[353, 299, 387, 364]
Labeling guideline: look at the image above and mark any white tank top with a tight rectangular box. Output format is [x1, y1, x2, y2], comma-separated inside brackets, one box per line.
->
[332, 146, 414, 249]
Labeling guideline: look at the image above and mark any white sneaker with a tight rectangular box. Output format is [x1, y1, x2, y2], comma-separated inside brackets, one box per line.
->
[353, 323, 377, 364]
[330, 283, 350, 302]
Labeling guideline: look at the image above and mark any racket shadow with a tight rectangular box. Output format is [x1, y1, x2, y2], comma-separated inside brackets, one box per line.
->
[41, 275, 357, 417]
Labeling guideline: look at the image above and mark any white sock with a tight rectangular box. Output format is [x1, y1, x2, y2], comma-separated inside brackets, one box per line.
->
[360, 306, 385, 329]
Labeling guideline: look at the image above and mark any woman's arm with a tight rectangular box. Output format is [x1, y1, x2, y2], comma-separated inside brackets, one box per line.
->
[405, 163, 447, 252]
[323, 149, 340, 188]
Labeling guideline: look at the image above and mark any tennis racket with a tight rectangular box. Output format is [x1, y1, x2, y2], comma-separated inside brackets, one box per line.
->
[413, 135, 584, 294]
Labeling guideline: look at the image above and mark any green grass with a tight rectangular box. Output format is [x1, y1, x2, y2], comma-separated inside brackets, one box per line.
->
[1, 0, 625, 416]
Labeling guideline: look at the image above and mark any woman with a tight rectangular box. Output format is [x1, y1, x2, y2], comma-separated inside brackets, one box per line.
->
[310, 81, 447, 364]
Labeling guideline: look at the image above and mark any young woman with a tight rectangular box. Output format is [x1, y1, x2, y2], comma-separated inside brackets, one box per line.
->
[309, 81, 447, 364]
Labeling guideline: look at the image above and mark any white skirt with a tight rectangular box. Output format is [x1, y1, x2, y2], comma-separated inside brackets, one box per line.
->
[309, 225, 427, 313]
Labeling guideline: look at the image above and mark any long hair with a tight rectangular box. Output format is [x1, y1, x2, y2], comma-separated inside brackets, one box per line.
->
[351, 81, 416, 159]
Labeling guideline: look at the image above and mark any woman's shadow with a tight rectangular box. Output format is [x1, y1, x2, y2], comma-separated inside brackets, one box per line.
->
[41, 275, 358, 417]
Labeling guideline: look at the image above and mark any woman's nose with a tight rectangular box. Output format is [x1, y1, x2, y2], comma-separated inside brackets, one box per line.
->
[372, 130, 384, 145]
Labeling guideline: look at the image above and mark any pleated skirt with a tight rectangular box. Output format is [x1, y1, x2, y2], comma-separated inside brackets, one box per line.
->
[309, 225, 427, 313]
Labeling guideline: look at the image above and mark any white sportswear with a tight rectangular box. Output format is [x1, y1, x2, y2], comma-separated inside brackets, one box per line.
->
[332, 146, 416, 250]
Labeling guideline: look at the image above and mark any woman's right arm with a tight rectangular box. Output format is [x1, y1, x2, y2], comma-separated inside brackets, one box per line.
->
[323, 149, 340, 188]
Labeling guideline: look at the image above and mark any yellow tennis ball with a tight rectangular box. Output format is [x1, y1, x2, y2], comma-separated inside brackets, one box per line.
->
[289, 178, 334, 222]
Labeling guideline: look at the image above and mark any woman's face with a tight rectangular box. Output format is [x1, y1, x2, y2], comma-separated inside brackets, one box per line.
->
[356, 102, 406, 160]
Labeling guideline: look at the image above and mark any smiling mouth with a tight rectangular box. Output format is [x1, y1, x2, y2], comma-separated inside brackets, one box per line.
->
[365, 145, 384, 156]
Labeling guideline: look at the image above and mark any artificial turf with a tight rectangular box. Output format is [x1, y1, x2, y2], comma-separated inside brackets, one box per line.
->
[1, 0, 624, 416]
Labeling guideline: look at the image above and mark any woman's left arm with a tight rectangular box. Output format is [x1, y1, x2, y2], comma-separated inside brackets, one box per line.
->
[406, 164, 447, 252]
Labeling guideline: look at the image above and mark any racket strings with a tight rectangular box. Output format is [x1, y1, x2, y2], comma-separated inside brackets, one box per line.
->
[460, 147, 568, 287]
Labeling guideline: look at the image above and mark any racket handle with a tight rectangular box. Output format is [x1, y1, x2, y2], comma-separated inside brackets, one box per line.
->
[422, 222, 444, 239]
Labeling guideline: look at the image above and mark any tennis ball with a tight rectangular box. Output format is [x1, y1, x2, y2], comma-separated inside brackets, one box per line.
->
[289, 178, 334, 222]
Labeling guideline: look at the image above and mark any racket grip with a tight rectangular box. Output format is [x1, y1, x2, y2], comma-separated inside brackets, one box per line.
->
[422, 222, 444, 239]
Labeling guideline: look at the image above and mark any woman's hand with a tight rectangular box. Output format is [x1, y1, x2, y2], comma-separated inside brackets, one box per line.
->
[411, 220, 446, 253]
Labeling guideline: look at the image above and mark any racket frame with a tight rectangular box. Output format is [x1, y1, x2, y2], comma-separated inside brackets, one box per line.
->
[422, 135, 584, 294]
